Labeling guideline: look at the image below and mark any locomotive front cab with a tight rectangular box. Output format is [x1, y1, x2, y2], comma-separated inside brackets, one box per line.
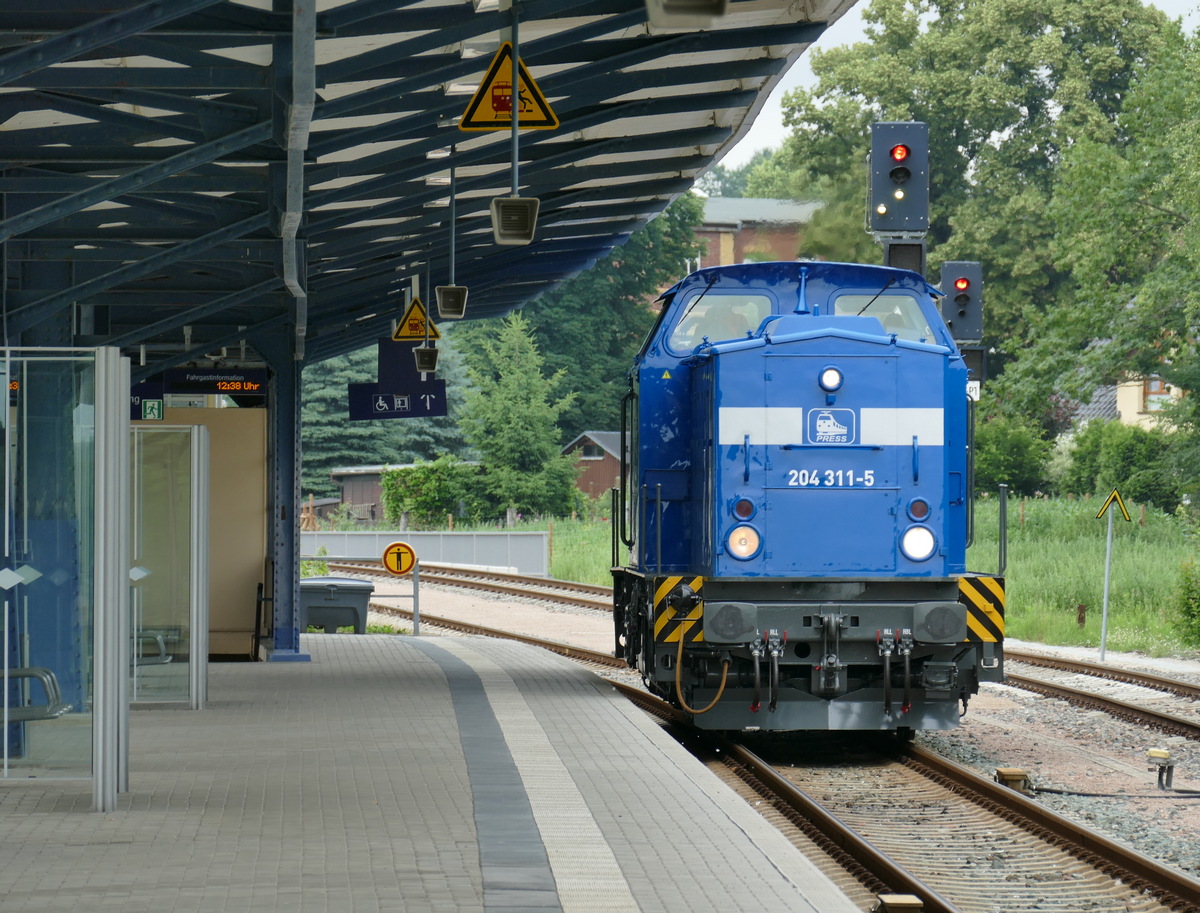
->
[612, 261, 1003, 732]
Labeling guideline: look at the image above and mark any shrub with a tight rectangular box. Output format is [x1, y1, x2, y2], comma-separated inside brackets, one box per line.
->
[1061, 419, 1180, 511]
[973, 414, 1051, 496]
[1177, 558, 1200, 647]
[300, 545, 329, 578]
[379, 455, 494, 527]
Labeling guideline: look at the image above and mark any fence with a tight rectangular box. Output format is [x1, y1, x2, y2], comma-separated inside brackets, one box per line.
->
[300, 530, 549, 577]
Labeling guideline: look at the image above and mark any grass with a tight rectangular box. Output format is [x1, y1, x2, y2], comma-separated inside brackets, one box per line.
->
[305, 623, 408, 634]
[968, 496, 1196, 656]
[367, 622, 407, 634]
[548, 518, 615, 586]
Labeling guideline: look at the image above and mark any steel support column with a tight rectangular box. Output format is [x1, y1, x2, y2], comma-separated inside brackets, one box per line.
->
[256, 332, 308, 662]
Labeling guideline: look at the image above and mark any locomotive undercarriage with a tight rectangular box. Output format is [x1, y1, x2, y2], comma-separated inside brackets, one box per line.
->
[613, 570, 1002, 732]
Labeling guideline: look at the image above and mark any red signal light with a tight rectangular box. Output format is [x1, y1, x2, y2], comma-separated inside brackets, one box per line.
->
[890, 144, 910, 162]
[954, 277, 970, 292]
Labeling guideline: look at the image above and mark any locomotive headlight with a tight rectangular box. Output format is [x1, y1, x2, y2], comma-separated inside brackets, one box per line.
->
[818, 366, 843, 392]
[726, 525, 761, 560]
[900, 525, 937, 562]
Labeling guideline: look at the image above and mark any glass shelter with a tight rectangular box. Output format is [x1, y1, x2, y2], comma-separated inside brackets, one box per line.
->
[0, 348, 128, 811]
[131, 426, 209, 707]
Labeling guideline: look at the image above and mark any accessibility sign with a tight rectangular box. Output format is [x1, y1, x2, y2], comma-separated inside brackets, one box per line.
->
[392, 296, 440, 341]
[382, 541, 416, 576]
[459, 42, 559, 131]
[348, 381, 447, 420]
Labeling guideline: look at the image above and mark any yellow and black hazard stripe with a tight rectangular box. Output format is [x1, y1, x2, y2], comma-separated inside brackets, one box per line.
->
[959, 575, 1005, 642]
[652, 575, 705, 644]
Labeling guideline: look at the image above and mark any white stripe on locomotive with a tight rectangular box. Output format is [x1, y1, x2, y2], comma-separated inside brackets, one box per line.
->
[717, 407, 944, 446]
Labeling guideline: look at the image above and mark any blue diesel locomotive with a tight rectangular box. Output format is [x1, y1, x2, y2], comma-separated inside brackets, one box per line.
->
[612, 260, 1005, 732]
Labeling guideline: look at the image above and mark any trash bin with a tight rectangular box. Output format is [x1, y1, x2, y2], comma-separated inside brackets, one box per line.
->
[299, 576, 374, 634]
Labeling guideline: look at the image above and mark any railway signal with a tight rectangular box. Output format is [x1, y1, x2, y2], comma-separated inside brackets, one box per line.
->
[939, 261, 983, 344]
[869, 122, 929, 233]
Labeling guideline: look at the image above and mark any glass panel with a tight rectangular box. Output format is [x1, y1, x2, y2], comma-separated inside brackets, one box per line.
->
[668, 293, 773, 351]
[130, 428, 194, 703]
[2, 353, 97, 779]
[833, 293, 933, 342]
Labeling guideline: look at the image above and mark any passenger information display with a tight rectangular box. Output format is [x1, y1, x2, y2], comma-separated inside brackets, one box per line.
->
[164, 367, 268, 395]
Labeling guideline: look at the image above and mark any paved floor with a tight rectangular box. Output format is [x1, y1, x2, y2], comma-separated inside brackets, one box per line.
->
[0, 635, 861, 913]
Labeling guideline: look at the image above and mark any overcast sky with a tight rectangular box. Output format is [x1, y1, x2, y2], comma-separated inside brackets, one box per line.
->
[723, 0, 1200, 168]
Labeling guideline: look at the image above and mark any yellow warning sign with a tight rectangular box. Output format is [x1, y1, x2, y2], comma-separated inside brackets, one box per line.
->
[1096, 488, 1131, 522]
[661, 370, 672, 379]
[392, 297, 440, 341]
[382, 541, 416, 576]
[459, 42, 559, 131]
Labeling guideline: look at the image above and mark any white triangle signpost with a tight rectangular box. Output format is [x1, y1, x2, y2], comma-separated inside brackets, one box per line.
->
[1096, 488, 1131, 661]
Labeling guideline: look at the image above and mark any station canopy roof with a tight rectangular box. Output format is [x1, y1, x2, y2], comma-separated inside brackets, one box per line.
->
[0, 0, 853, 374]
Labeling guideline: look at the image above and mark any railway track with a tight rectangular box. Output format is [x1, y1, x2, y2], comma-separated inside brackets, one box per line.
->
[1006, 649, 1200, 701]
[619, 683, 1200, 913]
[326, 560, 612, 611]
[1001, 652, 1200, 742]
[332, 560, 1200, 910]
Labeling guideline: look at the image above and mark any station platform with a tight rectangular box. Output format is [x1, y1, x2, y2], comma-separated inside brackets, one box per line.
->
[0, 635, 860, 913]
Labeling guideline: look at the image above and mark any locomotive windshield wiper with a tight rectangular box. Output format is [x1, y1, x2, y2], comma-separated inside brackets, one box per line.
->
[855, 276, 895, 316]
[674, 272, 720, 331]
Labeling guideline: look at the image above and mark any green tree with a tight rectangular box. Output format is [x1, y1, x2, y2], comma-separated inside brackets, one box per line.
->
[993, 24, 1200, 494]
[746, 159, 880, 263]
[694, 152, 771, 197]
[457, 193, 705, 441]
[457, 313, 580, 519]
[769, 0, 1170, 355]
[1161, 358, 1200, 510]
[300, 343, 466, 497]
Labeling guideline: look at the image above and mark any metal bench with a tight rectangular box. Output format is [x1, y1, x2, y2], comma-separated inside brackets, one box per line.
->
[136, 632, 174, 666]
[3, 667, 72, 722]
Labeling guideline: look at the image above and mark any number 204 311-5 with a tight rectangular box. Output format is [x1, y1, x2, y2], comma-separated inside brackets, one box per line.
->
[787, 469, 875, 488]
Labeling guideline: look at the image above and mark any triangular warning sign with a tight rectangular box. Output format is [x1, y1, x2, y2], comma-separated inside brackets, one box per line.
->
[392, 297, 441, 341]
[459, 42, 559, 131]
[1096, 488, 1131, 522]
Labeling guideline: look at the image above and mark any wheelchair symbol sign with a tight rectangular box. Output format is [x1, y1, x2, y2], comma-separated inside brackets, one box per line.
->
[374, 394, 410, 413]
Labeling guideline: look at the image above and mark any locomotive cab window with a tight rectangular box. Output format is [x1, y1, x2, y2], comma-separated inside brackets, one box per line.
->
[834, 293, 933, 343]
[667, 293, 772, 352]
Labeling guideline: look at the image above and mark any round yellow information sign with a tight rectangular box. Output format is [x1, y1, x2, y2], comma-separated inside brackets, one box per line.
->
[381, 541, 416, 576]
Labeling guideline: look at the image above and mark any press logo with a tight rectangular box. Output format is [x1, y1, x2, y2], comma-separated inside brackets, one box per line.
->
[808, 409, 856, 444]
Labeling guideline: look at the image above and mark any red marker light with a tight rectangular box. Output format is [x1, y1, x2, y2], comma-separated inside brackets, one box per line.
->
[890, 144, 910, 162]
[954, 277, 970, 291]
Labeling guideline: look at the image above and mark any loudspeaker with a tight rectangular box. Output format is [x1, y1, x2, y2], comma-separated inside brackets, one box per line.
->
[490, 196, 539, 245]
